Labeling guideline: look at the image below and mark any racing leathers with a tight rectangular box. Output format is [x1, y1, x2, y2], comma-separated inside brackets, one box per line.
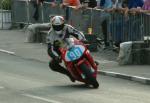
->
[47, 24, 86, 82]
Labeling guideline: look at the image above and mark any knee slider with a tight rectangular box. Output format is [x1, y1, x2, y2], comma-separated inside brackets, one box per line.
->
[49, 62, 58, 71]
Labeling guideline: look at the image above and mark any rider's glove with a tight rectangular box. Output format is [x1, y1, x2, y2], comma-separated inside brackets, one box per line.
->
[82, 40, 89, 44]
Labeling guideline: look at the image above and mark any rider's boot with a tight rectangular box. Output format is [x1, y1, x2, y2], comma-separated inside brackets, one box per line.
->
[49, 61, 75, 82]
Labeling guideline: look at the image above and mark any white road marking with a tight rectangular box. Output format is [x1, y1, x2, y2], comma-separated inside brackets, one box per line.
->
[132, 76, 149, 80]
[22, 94, 62, 103]
[0, 49, 15, 55]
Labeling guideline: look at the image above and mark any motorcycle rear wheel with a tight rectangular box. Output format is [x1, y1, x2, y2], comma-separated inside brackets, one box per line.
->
[79, 63, 99, 88]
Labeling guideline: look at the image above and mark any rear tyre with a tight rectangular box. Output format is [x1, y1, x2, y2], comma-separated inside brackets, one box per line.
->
[79, 63, 99, 88]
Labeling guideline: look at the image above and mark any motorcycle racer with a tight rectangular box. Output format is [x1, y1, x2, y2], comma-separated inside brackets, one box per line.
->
[47, 16, 86, 82]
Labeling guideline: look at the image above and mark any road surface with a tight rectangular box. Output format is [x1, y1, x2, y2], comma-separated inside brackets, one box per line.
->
[0, 52, 150, 103]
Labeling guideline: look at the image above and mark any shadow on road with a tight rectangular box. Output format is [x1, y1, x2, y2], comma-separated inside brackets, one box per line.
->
[22, 83, 99, 96]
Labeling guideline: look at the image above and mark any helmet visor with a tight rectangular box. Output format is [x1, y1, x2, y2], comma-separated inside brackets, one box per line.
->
[52, 24, 64, 31]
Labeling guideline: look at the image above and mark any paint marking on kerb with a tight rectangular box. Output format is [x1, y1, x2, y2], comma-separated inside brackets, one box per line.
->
[96, 60, 116, 64]
[22, 94, 62, 103]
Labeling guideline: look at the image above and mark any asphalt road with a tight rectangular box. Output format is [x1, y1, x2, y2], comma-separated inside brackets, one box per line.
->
[0, 52, 150, 103]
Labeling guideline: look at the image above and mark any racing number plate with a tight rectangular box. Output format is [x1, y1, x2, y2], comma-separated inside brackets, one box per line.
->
[65, 45, 85, 62]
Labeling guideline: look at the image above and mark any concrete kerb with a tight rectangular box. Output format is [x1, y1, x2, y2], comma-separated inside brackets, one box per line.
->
[98, 70, 150, 85]
[1, 49, 150, 85]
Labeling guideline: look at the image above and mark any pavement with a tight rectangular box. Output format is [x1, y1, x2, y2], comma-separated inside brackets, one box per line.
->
[0, 29, 150, 85]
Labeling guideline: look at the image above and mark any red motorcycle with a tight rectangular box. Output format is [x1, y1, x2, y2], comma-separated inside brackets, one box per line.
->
[58, 38, 99, 88]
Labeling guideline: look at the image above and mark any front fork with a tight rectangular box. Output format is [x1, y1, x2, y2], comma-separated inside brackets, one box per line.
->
[75, 50, 98, 79]
[84, 50, 98, 72]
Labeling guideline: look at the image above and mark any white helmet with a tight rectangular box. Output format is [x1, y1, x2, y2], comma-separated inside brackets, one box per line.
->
[51, 16, 65, 34]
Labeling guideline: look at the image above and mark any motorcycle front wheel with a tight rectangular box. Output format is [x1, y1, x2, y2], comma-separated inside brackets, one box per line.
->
[79, 63, 99, 88]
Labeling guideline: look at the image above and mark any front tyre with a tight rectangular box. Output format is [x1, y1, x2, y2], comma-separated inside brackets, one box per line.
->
[79, 63, 99, 88]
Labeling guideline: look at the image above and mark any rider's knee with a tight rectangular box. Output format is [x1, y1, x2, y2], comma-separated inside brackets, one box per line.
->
[49, 61, 58, 71]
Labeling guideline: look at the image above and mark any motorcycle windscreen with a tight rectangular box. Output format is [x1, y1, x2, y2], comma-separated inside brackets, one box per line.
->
[65, 45, 85, 62]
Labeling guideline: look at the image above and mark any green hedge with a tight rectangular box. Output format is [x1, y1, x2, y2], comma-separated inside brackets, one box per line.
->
[0, 0, 11, 10]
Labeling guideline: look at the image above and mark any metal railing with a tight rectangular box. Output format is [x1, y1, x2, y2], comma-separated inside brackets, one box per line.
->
[0, 0, 12, 29]
[108, 12, 145, 44]
[11, 0, 150, 44]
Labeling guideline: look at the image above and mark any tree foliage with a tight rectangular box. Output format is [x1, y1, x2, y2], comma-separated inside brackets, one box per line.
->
[0, 0, 11, 10]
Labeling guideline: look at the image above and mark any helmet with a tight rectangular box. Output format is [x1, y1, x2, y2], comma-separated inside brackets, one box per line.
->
[51, 16, 65, 33]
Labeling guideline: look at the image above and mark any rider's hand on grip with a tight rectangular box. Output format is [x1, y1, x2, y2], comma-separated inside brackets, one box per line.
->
[81, 40, 90, 47]
[82, 40, 89, 44]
